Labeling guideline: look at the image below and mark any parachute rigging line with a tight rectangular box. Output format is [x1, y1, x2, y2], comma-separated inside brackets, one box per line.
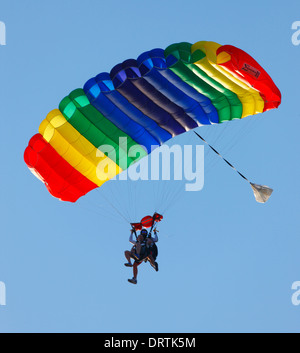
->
[193, 131, 273, 203]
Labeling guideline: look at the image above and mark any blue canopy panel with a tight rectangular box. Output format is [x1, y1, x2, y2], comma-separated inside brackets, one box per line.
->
[110, 59, 199, 133]
[110, 62, 188, 137]
[84, 77, 158, 154]
[137, 49, 219, 125]
[94, 72, 172, 146]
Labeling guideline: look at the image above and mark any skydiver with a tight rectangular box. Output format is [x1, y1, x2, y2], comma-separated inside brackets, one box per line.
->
[124, 228, 147, 265]
[124, 229, 159, 285]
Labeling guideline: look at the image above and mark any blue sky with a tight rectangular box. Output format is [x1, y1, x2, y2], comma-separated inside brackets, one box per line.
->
[0, 0, 299, 333]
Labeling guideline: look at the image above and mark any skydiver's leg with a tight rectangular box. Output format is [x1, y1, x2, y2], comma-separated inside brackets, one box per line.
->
[124, 250, 133, 267]
[133, 262, 139, 279]
[148, 254, 154, 266]
[128, 262, 140, 284]
[125, 250, 131, 262]
[148, 254, 159, 272]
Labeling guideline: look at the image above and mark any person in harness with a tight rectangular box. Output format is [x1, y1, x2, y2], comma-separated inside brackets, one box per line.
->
[124, 228, 159, 285]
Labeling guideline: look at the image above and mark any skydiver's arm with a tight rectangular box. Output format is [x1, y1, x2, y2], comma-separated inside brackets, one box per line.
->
[129, 231, 137, 245]
[152, 232, 158, 243]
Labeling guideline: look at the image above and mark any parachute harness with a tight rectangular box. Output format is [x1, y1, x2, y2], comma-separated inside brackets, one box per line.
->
[130, 213, 163, 262]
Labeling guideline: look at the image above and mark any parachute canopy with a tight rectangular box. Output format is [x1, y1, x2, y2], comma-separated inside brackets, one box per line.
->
[24, 41, 281, 202]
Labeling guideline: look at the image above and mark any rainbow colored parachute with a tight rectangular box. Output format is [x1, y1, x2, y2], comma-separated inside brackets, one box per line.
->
[24, 41, 281, 202]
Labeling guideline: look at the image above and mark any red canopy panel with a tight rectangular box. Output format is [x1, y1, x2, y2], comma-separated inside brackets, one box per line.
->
[24, 134, 98, 202]
[216, 45, 282, 112]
